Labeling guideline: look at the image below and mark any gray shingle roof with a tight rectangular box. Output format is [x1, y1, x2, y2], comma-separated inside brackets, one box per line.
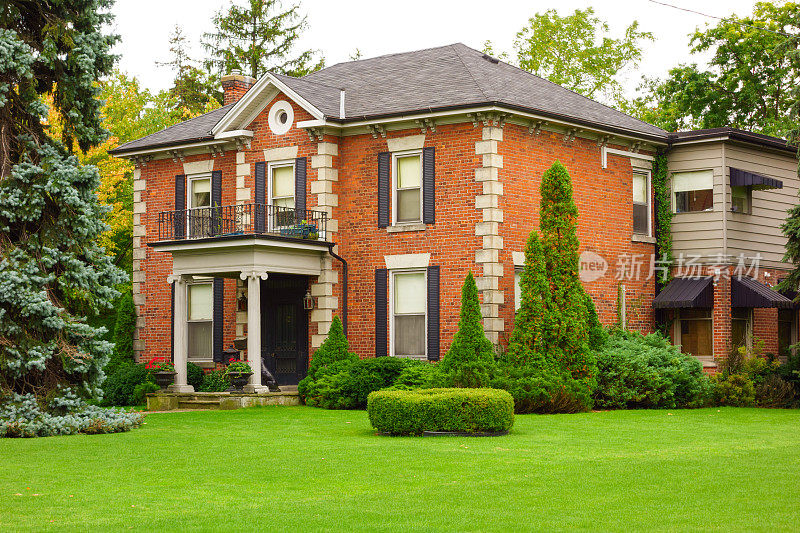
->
[110, 104, 234, 154]
[112, 43, 668, 154]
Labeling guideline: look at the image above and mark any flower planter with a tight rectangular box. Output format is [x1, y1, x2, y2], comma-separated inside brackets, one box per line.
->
[154, 371, 176, 390]
[226, 371, 253, 392]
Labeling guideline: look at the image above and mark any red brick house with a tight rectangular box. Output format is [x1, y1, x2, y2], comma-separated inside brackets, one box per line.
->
[110, 44, 797, 391]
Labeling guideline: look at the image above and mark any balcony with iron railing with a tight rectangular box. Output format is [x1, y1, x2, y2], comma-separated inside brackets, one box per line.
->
[157, 203, 329, 243]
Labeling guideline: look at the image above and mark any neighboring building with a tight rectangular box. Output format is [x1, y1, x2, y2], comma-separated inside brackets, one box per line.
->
[110, 44, 797, 390]
[655, 129, 797, 368]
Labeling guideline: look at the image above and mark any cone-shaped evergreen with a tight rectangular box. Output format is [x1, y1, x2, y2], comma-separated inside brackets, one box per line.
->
[440, 272, 495, 387]
[505, 232, 549, 366]
[307, 316, 357, 378]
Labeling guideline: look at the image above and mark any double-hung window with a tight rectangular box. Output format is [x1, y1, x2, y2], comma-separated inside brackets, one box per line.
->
[673, 170, 714, 213]
[393, 151, 422, 224]
[269, 161, 295, 227]
[632, 169, 650, 235]
[391, 270, 426, 358]
[187, 174, 212, 238]
[187, 282, 213, 361]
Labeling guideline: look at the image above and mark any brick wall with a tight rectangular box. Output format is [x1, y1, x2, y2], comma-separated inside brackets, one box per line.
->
[136, 91, 664, 364]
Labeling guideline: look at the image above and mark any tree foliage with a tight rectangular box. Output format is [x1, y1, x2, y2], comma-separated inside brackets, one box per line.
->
[439, 272, 495, 388]
[157, 25, 221, 120]
[306, 316, 357, 379]
[0, 0, 128, 424]
[629, 2, 800, 136]
[510, 8, 653, 105]
[202, 0, 324, 79]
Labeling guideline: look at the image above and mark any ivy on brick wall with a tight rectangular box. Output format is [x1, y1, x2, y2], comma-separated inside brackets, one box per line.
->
[652, 152, 673, 289]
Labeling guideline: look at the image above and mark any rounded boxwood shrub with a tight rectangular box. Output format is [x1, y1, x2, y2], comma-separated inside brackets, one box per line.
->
[367, 388, 514, 436]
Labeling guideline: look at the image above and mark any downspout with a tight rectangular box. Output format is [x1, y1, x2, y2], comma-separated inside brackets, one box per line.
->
[327, 244, 348, 338]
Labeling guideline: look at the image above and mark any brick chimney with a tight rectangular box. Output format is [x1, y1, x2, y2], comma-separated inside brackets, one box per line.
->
[221, 69, 256, 105]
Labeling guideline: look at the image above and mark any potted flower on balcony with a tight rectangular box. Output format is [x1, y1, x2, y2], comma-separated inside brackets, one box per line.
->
[145, 357, 176, 390]
[225, 359, 253, 392]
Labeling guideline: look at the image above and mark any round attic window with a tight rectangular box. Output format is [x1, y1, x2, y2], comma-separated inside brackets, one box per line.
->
[268, 100, 293, 135]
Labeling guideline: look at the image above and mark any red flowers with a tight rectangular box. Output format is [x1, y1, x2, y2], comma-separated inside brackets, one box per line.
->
[145, 357, 175, 373]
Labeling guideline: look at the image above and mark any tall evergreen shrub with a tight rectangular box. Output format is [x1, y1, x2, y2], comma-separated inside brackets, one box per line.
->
[439, 272, 495, 387]
[112, 291, 137, 366]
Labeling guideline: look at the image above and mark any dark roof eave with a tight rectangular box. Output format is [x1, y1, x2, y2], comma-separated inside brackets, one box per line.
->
[327, 101, 669, 143]
[109, 135, 217, 156]
[669, 129, 797, 154]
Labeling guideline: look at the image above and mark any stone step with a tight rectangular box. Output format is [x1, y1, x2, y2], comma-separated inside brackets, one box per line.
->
[178, 399, 221, 410]
[278, 385, 298, 392]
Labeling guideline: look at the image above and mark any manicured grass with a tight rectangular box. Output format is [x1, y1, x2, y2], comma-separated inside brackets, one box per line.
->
[1, 407, 799, 532]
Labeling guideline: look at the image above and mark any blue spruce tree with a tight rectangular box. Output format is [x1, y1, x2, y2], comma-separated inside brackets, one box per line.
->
[0, 1, 141, 437]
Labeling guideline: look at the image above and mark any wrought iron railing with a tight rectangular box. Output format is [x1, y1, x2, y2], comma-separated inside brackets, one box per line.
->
[158, 203, 328, 242]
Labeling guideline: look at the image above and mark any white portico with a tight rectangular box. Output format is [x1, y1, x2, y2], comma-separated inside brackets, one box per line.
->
[158, 233, 330, 393]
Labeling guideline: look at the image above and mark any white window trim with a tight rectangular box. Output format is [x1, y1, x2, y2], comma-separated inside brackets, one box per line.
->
[391, 150, 423, 226]
[670, 168, 716, 214]
[267, 160, 295, 207]
[388, 268, 427, 360]
[186, 172, 213, 211]
[186, 280, 213, 362]
[632, 167, 652, 237]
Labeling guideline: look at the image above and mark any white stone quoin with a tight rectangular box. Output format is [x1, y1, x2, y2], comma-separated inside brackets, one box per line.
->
[475, 123, 505, 344]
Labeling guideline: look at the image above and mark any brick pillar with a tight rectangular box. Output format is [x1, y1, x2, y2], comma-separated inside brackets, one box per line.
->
[475, 123, 504, 344]
[713, 268, 732, 360]
[310, 140, 340, 348]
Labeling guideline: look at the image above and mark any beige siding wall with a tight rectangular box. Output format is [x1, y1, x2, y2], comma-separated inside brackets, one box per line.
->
[667, 140, 798, 270]
[724, 143, 798, 268]
[667, 142, 725, 261]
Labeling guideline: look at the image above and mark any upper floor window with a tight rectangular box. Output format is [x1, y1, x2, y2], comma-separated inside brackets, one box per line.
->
[391, 270, 426, 358]
[632, 169, 650, 235]
[393, 151, 422, 224]
[188, 175, 211, 209]
[269, 162, 295, 209]
[673, 170, 714, 213]
[187, 282, 213, 361]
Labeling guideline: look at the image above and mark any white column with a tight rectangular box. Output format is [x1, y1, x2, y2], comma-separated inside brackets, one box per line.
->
[241, 271, 269, 393]
[168, 274, 194, 392]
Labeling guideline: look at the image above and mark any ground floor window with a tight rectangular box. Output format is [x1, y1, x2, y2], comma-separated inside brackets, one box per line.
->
[187, 282, 212, 361]
[778, 309, 796, 357]
[391, 270, 426, 358]
[677, 309, 712, 357]
[731, 308, 751, 351]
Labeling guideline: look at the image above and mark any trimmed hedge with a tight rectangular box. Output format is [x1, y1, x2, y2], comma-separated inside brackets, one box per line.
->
[367, 388, 514, 436]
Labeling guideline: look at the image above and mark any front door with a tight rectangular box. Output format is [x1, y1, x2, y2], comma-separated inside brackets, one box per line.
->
[261, 275, 308, 385]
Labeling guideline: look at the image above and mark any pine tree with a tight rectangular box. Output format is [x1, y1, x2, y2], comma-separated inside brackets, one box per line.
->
[202, 0, 324, 80]
[157, 25, 219, 119]
[439, 272, 495, 387]
[0, 1, 129, 433]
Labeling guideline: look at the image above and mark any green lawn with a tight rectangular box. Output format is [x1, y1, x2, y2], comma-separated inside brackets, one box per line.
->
[1, 407, 799, 532]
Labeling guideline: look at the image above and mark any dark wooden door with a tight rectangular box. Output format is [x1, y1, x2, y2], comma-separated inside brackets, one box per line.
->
[261, 275, 308, 385]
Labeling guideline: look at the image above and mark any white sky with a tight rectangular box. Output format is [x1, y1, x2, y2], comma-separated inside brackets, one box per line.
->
[110, 0, 762, 97]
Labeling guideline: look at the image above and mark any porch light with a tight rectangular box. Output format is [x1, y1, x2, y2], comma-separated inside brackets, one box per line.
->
[237, 292, 247, 312]
[303, 290, 314, 310]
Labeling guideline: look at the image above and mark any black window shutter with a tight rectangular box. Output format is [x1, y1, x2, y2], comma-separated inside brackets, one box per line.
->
[170, 282, 175, 362]
[254, 161, 265, 232]
[174, 174, 186, 238]
[375, 268, 388, 357]
[427, 265, 440, 361]
[211, 170, 222, 236]
[422, 147, 435, 225]
[212, 278, 224, 362]
[377, 152, 390, 227]
[295, 157, 307, 214]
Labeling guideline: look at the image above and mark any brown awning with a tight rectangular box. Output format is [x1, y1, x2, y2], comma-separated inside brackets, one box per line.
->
[729, 167, 783, 190]
[653, 277, 714, 309]
[732, 277, 793, 308]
